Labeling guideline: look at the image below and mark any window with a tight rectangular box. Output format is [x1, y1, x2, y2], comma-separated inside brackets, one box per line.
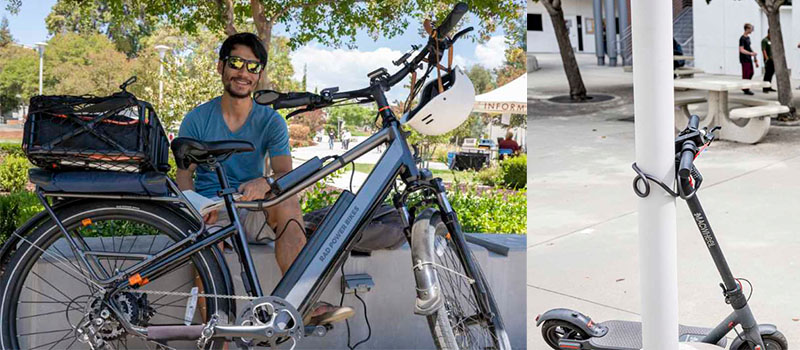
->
[528, 14, 543, 31]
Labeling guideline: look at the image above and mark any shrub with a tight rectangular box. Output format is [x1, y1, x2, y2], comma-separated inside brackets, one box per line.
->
[500, 154, 527, 189]
[475, 166, 503, 187]
[0, 155, 30, 192]
[448, 185, 526, 234]
[289, 124, 311, 145]
[0, 142, 23, 157]
[0, 191, 43, 243]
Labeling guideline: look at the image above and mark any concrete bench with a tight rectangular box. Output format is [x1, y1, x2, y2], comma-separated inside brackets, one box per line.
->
[729, 105, 789, 119]
[718, 105, 789, 144]
[674, 67, 703, 78]
[674, 96, 711, 131]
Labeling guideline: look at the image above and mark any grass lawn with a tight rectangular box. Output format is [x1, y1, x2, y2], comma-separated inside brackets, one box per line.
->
[351, 162, 475, 183]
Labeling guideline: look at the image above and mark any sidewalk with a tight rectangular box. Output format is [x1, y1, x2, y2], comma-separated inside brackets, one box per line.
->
[528, 53, 800, 349]
[292, 136, 448, 191]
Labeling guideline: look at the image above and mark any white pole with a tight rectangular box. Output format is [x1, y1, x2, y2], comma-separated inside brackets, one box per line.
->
[159, 63, 164, 104]
[38, 53, 43, 95]
[631, 1, 678, 350]
[792, 4, 800, 80]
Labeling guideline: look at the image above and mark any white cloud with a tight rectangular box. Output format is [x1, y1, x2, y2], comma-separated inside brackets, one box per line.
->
[474, 35, 507, 69]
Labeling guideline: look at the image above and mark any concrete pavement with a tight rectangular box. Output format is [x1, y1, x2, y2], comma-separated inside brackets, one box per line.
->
[528, 53, 800, 349]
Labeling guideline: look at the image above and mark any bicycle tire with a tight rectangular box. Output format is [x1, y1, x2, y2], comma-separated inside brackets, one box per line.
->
[418, 210, 511, 350]
[0, 200, 232, 350]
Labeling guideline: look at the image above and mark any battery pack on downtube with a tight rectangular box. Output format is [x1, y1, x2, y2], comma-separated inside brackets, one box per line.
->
[270, 156, 323, 195]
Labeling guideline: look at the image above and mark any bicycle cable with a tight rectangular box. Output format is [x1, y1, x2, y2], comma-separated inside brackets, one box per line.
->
[339, 262, 372, 350]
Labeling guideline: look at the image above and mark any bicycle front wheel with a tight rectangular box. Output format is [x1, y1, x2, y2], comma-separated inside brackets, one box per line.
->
[0, 200, 232, 350]
[416, 210, 511, 350]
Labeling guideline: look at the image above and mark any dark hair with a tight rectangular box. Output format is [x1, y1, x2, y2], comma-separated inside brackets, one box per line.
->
[744, 23, 753, 31]
[219, 32, 268, 65]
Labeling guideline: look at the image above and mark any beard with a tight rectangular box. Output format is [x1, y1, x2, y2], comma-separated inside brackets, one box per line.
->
[223, 79, 253, 99]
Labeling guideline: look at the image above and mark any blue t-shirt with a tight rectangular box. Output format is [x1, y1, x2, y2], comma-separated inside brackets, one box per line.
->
[178, 96, 290, 198]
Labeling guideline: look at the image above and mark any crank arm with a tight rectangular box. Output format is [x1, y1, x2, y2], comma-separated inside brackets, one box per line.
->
[144, 324, 297, 342]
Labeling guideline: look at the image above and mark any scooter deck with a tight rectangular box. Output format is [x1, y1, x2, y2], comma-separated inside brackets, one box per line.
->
[588, 320, 726, 350]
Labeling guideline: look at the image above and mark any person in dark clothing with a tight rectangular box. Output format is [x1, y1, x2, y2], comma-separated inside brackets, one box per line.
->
[673, 39, 686, 70]
[761, 32, 776, 93]
[739, 23, 759, 95]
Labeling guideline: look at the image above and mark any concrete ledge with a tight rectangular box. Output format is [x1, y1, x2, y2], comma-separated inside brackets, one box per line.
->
[730, 105, 790, 120]
[527, 53, 539, 72]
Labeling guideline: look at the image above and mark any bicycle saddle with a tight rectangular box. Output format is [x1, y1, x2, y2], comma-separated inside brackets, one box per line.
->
[171, 137, 254, 169]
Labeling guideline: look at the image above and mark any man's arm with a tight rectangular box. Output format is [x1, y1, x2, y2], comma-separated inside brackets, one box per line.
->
[175, 164, 197, 191]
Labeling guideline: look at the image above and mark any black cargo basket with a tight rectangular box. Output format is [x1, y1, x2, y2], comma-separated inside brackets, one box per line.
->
[22, 85, 170, 173]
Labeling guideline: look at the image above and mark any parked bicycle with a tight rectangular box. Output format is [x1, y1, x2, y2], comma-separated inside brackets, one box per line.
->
[0, 3, 510, 350]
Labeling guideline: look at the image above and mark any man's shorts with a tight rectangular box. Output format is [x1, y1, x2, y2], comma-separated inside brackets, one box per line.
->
[210, 208, 276, 244]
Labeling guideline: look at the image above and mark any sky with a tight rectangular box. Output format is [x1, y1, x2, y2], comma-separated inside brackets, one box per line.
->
[1, 1, 511, 101]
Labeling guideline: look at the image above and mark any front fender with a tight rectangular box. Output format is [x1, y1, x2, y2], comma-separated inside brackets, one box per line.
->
[536, 308, 608, 337]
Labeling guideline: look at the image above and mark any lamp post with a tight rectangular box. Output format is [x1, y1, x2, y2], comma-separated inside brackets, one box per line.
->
[34, 42, 47, 95]
[154, 45, 170, 104]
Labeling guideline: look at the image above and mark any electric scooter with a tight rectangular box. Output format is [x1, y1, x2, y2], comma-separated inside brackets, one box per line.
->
[535, 115, 788, 350]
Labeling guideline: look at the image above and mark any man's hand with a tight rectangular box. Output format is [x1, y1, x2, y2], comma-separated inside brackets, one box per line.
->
[238, 177, 271, 201]
[204, 211, 218, 224]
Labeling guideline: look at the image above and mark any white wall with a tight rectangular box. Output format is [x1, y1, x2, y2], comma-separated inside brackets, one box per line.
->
[527, 0, 598, 54]
[694, 0, 796, 78]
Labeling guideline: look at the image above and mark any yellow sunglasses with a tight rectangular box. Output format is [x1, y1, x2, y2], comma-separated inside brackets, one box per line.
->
[224, 56, 264, 74]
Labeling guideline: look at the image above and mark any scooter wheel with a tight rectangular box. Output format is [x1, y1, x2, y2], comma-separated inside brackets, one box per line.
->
[735, 330, 788, 350]
[541, 320, 589, 350]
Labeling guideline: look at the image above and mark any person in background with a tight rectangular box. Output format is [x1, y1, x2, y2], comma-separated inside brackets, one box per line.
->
[498, 130, 520, 160]
[739, 23, 759, 95]
[342, 130, 352, 150]
[761, 31, 776, 93]
[327, 128, 336, 150]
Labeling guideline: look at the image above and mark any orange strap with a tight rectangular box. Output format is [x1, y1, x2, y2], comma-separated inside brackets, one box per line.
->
[448, 41, 453, 69]
[434, 32, 444, 93]
[378, 106, 391, 112]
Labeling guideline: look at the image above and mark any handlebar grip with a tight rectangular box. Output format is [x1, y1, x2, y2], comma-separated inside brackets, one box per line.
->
[687, 114, 700, 130]
[274, 96, 312, 110]
[435, 2, 468, 39]
[678, 147, 695, 179]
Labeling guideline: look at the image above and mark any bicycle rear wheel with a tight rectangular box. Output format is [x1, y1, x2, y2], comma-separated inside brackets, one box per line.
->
[416, 210, 511, 350]
[0, 200, 232, 350]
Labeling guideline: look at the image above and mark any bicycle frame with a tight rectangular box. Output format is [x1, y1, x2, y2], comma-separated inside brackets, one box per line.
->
[33, 102, 488, 342]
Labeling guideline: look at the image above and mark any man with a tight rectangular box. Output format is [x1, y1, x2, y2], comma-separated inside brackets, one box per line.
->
[327, 128, 336, 149]
[342, 130, 352, 150]
[177, 32, 352, 326]
[761, 32, 776, 93]
[498, 130, 520, 160]
[739, 23, 759, 95]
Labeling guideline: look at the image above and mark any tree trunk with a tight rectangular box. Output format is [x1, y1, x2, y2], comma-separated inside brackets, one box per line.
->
[250, 0, 274, 90]
[765, 9, 795, 115]
[541, 0, 588, 100]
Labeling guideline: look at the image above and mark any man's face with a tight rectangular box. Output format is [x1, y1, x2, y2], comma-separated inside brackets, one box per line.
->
[218, 44, 262, 99]
[745, 26, 753, 35]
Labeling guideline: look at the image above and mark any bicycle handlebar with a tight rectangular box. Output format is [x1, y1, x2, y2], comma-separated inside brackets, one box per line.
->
[262, 2, 469, 112]
[677, 142, 696, 179]
[435, 2, 468, 39]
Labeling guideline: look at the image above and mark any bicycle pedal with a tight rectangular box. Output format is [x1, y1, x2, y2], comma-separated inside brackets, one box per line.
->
[305, 324, 331, 337]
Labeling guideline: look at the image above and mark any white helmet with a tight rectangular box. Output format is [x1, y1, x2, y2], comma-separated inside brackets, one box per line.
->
[400, 66, 475, 136]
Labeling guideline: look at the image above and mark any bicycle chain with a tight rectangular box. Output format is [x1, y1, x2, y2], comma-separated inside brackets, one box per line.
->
[121, 288, 259, 300]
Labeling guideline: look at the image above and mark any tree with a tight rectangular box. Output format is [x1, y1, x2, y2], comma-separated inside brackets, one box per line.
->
[495, 46, 526, 86]
[45, 0, 158, 57]
[30, 0, 524, 90]
[537, 0, 587, 100]
[755, 0, 795, 116]
[0, 46, 37, 113]
[45, 33, 134, 96]
[0, 17, 13, 47]
[466, 64, 495, 94]
[326, 104, 376, 131]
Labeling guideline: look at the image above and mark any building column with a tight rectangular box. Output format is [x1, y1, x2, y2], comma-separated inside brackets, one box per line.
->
[631, 0, 678, 350]
[593, 0, 605, 65]
[616, 0, 630, 65]
[604, 0, 618, 66]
